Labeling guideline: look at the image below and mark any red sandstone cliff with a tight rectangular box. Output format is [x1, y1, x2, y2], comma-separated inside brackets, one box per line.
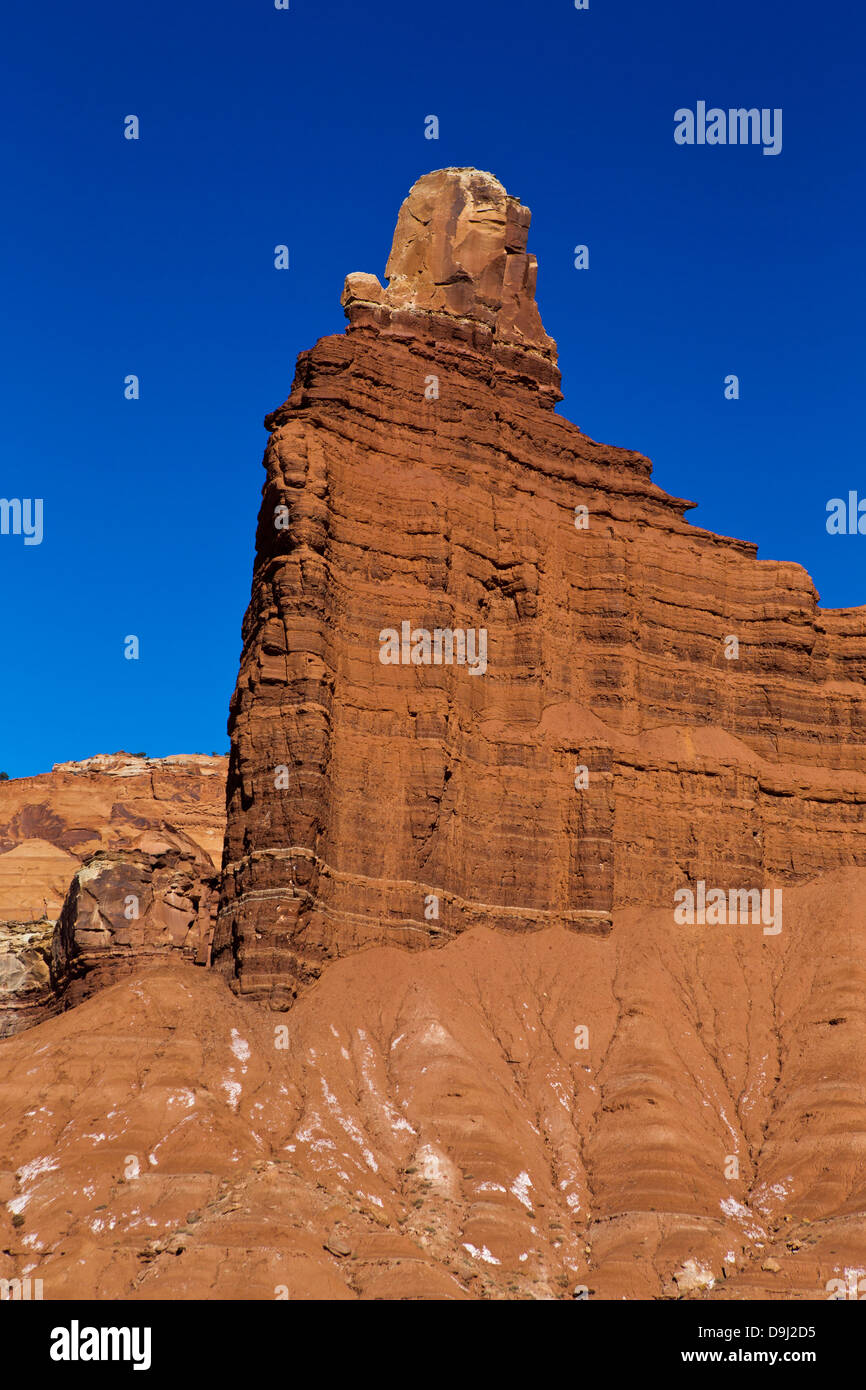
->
[215, 167, 866, 1008]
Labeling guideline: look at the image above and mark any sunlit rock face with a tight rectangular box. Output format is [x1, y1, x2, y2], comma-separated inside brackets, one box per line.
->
[217, 166, 866, 1008]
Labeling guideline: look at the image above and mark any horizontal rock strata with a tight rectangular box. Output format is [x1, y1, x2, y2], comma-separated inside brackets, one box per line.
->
[216, 168, 866, 1007]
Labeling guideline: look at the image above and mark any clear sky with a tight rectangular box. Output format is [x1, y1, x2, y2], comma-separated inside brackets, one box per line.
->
[1, 0, 863, 777]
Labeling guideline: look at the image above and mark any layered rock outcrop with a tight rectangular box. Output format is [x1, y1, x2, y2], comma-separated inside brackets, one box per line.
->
[216, 167, 866, 1008]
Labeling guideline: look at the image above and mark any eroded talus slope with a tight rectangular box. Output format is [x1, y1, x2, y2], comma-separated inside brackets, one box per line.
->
[217, 167, 866, 1007]
[2, 870, 863, 1301]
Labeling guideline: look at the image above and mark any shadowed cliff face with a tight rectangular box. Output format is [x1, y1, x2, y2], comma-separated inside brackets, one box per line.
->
[215, 168, 866, 1009]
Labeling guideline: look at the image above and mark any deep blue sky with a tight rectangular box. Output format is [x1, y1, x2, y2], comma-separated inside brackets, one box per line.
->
[1, 0, 863, 777]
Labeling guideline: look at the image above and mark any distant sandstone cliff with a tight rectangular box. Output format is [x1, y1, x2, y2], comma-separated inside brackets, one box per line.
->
[0, 754, 225, 1034]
